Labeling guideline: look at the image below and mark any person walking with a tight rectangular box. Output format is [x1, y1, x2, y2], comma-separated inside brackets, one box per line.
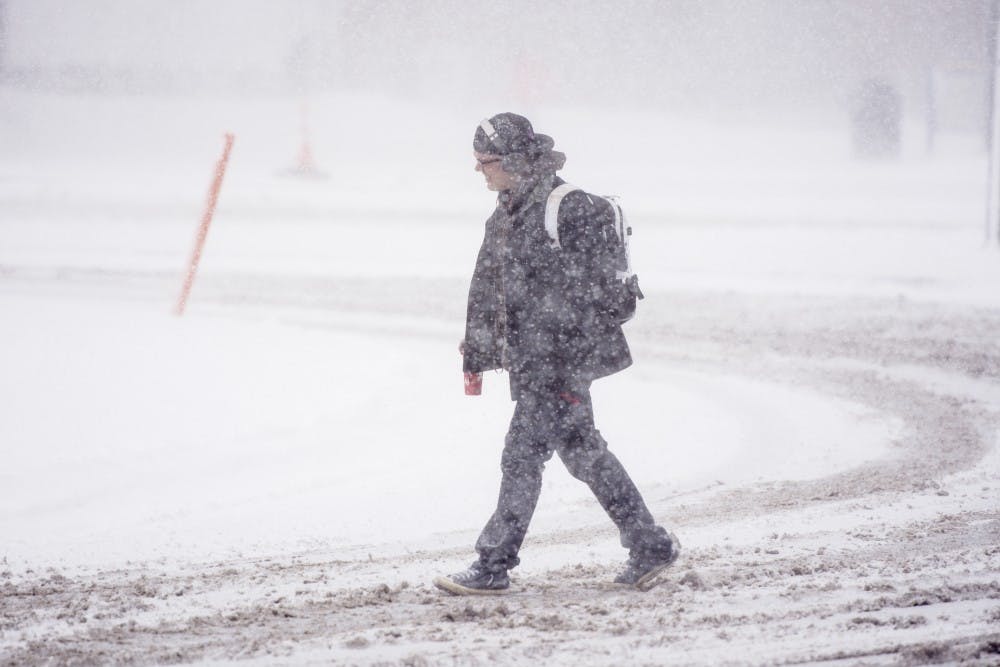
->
[434, 113, 678, 595]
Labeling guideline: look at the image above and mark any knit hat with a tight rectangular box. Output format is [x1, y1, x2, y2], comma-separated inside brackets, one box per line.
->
[473, 113, 566, 176]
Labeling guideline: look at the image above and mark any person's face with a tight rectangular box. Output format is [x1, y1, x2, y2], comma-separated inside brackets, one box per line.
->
[474, 151, 520, 192]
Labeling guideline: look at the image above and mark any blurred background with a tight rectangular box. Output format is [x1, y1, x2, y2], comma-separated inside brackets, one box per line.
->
[2, 0, 996, 219]
[2, 0, 994, 126]
[1, 0, 996, 284]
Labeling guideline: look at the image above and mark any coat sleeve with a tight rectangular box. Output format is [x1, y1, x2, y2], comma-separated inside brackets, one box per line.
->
[462, 214, 503, 374]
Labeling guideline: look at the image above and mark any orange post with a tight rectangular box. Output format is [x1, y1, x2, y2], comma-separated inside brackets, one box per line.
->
[175, 133, 235, 316]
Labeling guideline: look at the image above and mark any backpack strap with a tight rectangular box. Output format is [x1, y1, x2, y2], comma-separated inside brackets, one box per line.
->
[604, 195, 633, 279]
[543, 183, 579, 249]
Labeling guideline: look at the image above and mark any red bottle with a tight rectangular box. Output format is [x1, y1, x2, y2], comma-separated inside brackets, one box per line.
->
[464, 371, 483, 395]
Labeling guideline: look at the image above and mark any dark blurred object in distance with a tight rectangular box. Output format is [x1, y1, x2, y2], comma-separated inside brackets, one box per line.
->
[851, 79, 902, 159]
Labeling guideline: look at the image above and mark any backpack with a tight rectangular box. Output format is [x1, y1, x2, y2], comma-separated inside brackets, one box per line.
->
[543, 183, 644, 324]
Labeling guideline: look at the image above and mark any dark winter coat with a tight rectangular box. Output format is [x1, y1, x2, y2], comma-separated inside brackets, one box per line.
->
[462, 175, 633, 400]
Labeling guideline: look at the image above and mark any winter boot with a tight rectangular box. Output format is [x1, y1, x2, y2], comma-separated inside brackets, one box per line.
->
[615, 532, 681, 591]
[434, 562, 510, 595]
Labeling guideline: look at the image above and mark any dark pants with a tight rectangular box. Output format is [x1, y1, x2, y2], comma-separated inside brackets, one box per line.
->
[475, 384, 672, 572]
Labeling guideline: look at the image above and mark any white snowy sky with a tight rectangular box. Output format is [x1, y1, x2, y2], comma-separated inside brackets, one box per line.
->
[2, 0, 992, 118]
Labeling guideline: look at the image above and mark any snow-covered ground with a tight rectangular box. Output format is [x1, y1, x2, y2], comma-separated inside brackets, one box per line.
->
[1, 92, 999, 665]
